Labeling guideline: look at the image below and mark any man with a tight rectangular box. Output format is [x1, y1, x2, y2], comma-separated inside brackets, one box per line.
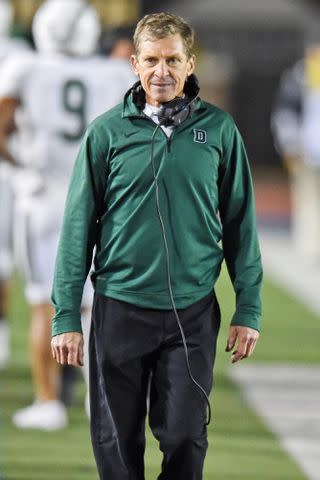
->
[51, 12, 262, 479]
[0, 0, 135, 430]
[100, 24, 135, 60]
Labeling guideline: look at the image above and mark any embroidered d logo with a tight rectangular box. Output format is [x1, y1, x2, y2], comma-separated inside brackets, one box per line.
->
[193, 129, 207, 144]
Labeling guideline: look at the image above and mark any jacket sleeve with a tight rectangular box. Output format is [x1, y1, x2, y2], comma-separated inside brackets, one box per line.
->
[218, 121, 263, 331]
[51, 124, 107, 336]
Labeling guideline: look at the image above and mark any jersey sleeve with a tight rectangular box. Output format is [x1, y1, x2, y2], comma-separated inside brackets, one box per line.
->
[0, 50, 35, 98]
[218, 118, 263, 331]
[51, 121, 108, 336]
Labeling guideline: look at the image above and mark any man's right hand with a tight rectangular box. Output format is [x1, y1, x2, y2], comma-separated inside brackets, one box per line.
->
[51, 332, 84, 367]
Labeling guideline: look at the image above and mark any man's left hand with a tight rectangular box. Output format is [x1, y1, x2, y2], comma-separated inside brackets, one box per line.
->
[226, 326, 259, 363]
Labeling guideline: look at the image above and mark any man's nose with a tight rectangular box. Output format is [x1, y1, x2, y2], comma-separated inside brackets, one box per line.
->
[154, 60, 169, 78]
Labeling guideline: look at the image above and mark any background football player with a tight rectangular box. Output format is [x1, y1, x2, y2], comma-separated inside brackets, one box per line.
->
[0, 0, 135, 430]
[0, 0, 31, 370]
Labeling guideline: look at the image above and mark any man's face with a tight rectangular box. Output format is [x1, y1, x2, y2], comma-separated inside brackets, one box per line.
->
[131, 33, 195, 107]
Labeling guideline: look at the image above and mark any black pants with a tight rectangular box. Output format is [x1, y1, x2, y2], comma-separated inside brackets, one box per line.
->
[89, 291, 221, 480]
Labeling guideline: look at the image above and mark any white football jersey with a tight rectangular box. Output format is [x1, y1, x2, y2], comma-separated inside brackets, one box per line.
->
[0, 36, 30, 64]
[0, 51, 135, 184]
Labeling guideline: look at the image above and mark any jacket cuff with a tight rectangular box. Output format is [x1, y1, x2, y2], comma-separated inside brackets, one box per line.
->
[230, 311, 261, 332]
[52, 314, 83, 337]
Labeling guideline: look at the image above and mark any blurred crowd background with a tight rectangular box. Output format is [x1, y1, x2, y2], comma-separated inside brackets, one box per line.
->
[7, 0, 320, 231]
[3, 0, 320, 255]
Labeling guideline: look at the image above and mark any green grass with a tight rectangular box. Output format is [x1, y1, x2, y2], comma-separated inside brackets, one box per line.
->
[1, 269, 318, 479]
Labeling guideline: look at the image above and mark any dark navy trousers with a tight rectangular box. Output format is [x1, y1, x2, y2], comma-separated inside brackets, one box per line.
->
[89, 291, 221, 480]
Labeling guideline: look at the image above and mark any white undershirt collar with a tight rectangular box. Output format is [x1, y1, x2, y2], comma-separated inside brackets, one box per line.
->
[143, 103, 175, 138]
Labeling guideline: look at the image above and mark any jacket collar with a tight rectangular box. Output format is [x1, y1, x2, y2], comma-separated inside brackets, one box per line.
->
[122, 74, 206, 119]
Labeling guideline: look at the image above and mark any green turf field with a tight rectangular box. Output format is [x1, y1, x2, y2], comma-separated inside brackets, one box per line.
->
[1, 269, 318, 479]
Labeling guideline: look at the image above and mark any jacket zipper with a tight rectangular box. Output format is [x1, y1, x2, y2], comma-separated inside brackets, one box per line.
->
[138, 112, 176, 153]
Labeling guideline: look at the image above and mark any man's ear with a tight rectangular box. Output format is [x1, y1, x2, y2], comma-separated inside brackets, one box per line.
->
[187, 54, 196, 76]
[130, 55, 139, 75]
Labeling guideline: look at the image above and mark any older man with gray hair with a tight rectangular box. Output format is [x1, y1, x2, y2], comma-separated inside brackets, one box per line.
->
[51, 12, 262, 479]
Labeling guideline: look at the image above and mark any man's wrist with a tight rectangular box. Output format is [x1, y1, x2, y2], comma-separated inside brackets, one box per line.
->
[52, 314, 82, 337]
[230, 312, 261, 332]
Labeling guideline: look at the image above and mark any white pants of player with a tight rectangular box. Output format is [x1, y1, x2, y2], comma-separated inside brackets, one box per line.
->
[14, 184, 93, 384]
[290, 165, 320, 262]
[0, 164, 15, 280]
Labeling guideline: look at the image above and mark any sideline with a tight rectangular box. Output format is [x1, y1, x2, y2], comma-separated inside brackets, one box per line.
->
[230, 364, 320, 480]
[229, 230, 320, 480]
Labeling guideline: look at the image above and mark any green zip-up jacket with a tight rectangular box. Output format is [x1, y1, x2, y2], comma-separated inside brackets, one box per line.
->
[52, 92, 263, 336]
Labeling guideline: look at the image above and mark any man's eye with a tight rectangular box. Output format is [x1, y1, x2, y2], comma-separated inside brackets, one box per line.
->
[168, 58, 178, 65]
[145, 58, 156, 64]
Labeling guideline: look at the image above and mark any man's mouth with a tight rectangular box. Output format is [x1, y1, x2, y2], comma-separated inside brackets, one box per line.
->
[151, 83, 173, 87]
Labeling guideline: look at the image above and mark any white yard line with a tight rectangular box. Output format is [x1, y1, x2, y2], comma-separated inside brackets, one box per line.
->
[230, 364, 320, 480]
[230, 230, 320, 479]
